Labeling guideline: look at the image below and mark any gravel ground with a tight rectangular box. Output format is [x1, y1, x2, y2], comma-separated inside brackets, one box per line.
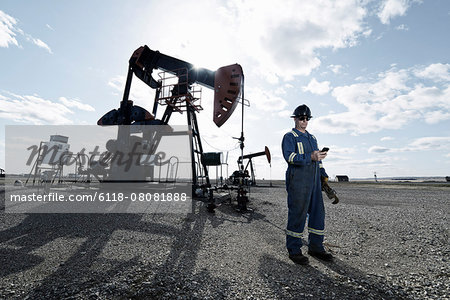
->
[0, 181, 449, 299]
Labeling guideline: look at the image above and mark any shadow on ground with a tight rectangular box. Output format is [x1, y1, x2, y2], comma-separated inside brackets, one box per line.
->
[0, 189, 412, 299]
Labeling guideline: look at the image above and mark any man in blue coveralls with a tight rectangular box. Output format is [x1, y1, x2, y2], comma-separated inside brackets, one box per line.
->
[282, 104, 333, 265]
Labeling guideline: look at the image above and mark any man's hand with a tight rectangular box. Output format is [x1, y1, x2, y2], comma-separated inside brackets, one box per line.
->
[321, 176, 339, 204]
[311, 150, 327, 161]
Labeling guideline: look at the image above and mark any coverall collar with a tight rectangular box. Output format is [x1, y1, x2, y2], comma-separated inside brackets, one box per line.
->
[292, 128, 310, 136]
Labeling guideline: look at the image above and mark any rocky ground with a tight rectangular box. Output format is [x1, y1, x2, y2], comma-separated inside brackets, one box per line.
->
[0, 181, 449, 299]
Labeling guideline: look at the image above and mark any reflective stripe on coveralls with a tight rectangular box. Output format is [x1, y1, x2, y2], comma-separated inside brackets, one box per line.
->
[286, 229, 303, 238]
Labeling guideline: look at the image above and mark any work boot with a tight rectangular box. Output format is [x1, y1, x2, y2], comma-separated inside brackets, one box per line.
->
[289, 251, 309, 265]
[308, 249, 333, 261]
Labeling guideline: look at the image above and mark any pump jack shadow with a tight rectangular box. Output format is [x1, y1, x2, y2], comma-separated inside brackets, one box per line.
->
[0, 197, 236, 298]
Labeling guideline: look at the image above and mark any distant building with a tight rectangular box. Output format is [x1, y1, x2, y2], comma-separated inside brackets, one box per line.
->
[336, 175, 349, 182]
[446, 176, 450, 182]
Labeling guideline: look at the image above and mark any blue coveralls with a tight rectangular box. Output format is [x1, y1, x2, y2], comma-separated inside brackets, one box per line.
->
[282, 128, 328, 255]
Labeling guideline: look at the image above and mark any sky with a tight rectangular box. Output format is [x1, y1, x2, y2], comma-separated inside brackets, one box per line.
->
[0, 0, 449, 180]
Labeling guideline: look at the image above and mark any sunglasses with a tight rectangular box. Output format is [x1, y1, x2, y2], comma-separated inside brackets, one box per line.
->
[298, 116, 311, 121]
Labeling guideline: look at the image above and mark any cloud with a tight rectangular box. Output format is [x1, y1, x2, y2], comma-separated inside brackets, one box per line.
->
[368, 146, 390, 153]
[277, 110, 292, 118]
[0, 10, 18, 47]
[144, 1, 411, 84]
[424, 110, 450, 124]
[367, 137, 450, 155]
[312, 63, 450, 135]
[0, 92, 74, 124]
[328, 64, 343, 74]
[284, 83, 294, 89]
[414, 63, 450, 82]
[220, 1, 370, 81]
[396, 24, 409, 31]
[328, 145, 356, 155]
[245, 86, 288, 113]
[381, 136, 394, 141]
[59, 97, 95, 112]
[302, 78, 331, 95]
[108, 75, 155, 108]
[26, 36, 52, 54]
[0, 10, 52, 53]
[378, 0, 411, 24]
[274, 87, 287, 95]
[325, 155, 396, 175]
[408, 137, 450, 151]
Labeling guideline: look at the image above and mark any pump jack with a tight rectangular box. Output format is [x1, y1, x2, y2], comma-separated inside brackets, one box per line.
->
[98, 45, 245, 208]
[237, 146, 271, 186]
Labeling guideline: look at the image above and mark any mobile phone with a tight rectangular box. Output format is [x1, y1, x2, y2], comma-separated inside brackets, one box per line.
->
[321, 147, 329, 152]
